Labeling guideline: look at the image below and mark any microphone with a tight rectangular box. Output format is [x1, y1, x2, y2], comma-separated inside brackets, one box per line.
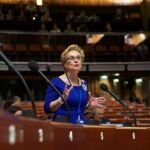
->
[28, 60, 71, 122]
[100, 83, 137, 126]
[0, 51, 37, 117]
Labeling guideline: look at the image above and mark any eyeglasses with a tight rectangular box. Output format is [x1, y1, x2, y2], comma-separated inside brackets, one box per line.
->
[66, 55, 82, 62]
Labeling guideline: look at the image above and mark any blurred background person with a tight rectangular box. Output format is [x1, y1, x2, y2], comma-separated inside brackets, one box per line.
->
[3, 95, 22, 116]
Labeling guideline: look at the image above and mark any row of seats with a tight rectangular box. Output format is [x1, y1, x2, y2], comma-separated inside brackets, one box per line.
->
[1, 43, 138, 62]
[19, 101, 50, 120]
[2, 43, 134, 53]
[18, 101, 150, 127]
[1, 31, 148, 62]
[105, 101, 150, 126]
[2, 43, 56, 61]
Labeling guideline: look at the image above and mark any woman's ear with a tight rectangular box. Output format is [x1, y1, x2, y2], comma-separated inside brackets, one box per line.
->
[64, 64, 67, 70]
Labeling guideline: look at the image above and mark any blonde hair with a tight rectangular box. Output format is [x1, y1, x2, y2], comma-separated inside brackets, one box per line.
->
[60, 44, 85, 65]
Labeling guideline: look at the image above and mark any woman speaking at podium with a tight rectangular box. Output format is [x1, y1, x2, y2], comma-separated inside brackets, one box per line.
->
[44, 44, 106, 124]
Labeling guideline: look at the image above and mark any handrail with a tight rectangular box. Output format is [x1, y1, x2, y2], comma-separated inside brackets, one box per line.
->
[0, 61, 150, 72]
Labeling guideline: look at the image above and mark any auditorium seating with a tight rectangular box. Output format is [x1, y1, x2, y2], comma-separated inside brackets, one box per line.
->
[3, 43, 14, 52]
[18, 100, 150, 127]
[0, 31, 150, 62]
[104, 101, 150, 126]
[19, 101, 50, 120]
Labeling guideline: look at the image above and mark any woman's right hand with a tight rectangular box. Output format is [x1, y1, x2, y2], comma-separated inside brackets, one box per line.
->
[50, 84, 73, 111]
[62, 84, 73, 101]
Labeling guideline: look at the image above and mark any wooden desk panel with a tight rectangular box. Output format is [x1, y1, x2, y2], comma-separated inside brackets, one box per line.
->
[51, 122, 84, 150]
[1, 112, 150, 150]
[20, 117, 53, 150]
[0, 111, 23, 150]
[83, 125, 116, 150]
[116, 127, 149, 150]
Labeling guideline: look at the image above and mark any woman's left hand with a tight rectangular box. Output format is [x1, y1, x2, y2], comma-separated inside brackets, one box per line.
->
[88, 92, 107, 107]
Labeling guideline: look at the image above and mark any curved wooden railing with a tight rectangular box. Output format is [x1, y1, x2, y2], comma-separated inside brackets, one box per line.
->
[0, 110, 150, 150]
